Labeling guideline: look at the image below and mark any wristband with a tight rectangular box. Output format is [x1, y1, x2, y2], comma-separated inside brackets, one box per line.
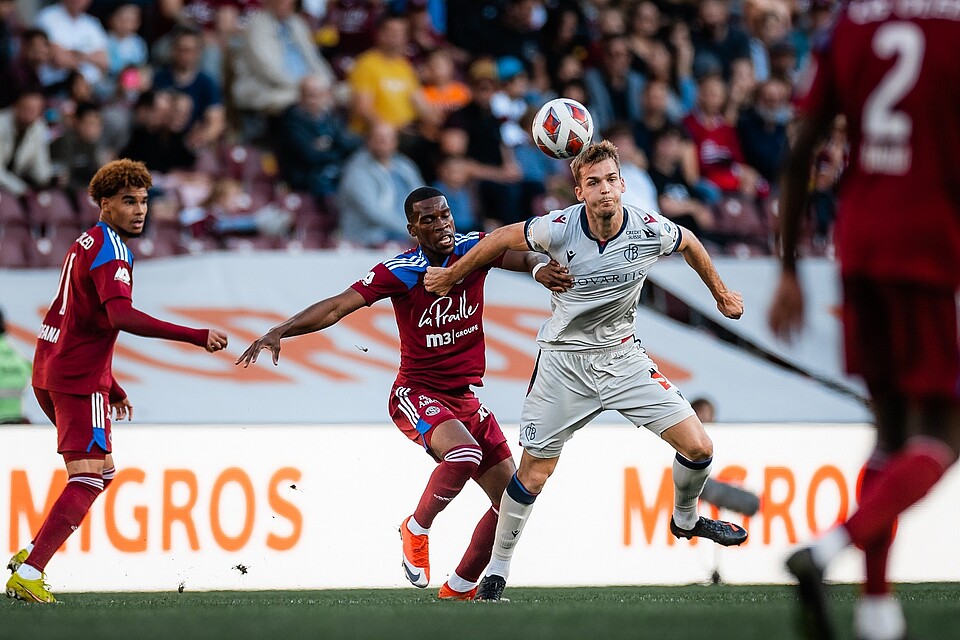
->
[531, 262, 547, 278]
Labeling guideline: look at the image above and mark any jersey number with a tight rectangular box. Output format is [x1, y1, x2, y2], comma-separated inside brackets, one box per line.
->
[861, 22, 924, 174]
[53, 252, 77, 315]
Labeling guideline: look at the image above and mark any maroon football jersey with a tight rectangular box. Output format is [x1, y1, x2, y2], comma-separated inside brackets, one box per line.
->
[350, 233, 505, 392]
[798, 3, 960, 287]
[33, 222, 134, 394]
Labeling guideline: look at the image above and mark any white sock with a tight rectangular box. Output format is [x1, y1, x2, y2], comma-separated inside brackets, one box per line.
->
[854, 594, 905, 640]
[811, 526, 851, 569]
[446, 571, 477, 593]
[17, 564, 41, 580]
[486, 487, 536, 580]
[672, 454, 712, 530]
[406, 515, 430, 536]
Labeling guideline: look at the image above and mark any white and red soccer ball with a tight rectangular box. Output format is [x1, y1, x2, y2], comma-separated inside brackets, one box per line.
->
[531, 98, 594, 160]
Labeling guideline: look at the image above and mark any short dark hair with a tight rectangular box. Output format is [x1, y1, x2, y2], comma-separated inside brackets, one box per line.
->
[404, 187, 445, 222]
[89, 159, 152, 204]
[20, 28, 49, 44]
[74, 102, 100, 121]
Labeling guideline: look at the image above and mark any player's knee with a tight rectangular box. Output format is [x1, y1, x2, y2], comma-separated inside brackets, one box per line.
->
[684, 434, 713, 462]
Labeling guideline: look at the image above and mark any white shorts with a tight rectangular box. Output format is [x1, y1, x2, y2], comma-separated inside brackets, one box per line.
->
[519, 340, 694, 458]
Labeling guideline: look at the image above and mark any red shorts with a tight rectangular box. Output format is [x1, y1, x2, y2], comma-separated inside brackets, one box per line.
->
[842, 277, 960, 400]
[34, 387, 111, 458]
[388, 384, 511, 478]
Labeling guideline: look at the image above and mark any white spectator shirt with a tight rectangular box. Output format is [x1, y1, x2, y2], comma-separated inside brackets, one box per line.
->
[524, 202, 680, 351]
[619, 163, 660, 213]
[36, 4, 109, 84]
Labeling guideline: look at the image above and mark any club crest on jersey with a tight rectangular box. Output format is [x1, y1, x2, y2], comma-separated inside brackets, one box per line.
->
[623, 244, 643, 262]
[114, 266, 131, 285]
[424, 406, 441, 417]
[361, 271, 375, 286]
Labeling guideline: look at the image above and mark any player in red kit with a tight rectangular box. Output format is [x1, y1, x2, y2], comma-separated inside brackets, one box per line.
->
[6, 160, 229, 604]
[236, 187, 571, 600]
[769, 3, 960, 639]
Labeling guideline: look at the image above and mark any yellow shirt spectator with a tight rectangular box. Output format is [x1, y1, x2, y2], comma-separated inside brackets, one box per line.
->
[348, 49, 421, 133]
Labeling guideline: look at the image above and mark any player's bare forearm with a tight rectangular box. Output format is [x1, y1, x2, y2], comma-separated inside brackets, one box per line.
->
[425, 223, 527, 295]
[677, 228, 743, 319]
[274, 289, 366, 338]
[779, 114, 830, 273]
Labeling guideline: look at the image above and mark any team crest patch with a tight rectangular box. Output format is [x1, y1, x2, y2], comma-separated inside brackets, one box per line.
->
[114, 266, 131, 285]
[424, 406, 441, 417]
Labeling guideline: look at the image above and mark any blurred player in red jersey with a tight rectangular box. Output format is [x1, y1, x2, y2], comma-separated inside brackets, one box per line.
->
[236, 187, 571, 600]
[769, 3, 960, 639]
[6, 160, 229, 604]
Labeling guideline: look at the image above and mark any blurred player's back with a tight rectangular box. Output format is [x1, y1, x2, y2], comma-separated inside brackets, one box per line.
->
[804, 2, 960, 285]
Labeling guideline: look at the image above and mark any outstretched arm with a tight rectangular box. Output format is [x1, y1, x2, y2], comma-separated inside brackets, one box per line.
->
[500, 251, 574, 293]
[424, 222, 529, 296]
[105, 298, 227, 351]
[235, 288, 367, 367]
[675, 227, 743, 319]
[768, 113, 831, 340]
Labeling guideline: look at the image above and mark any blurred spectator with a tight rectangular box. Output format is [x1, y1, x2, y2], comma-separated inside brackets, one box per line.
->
[604, 123, 658, 213]
[583, 35, 645, 134]
[746, 3, 789, 82]
[347, 13, 433, 134]
[682, 73, 761, 202]
[0, 90, 52, 195]
[445, 0, 503, 56]
[0, 29, 52, 109]
[316, 0, 383, 78]
[105, 4, 147, 81]
[737, 78, 790, 184]
[485, 0, 545, 62]
[153, 27, 225, 149]
[420, 47, 471, 119]
[406, 1, 445, 65]
[625, 1, 661, 71]
[179, 176, 292, 243]
[648, 125, 715, 237]
[35, 0, 109, 87]
[51, 101, 107, 192]
[512, 107, 567, 217]
[446, 59, 522, 226]
[277, 75, 361, 201]
[809, 116, 847, 248]
[490, 56, 532, 148]
[432, 155, 479, 233]
[645, 23, 697, 120]
[0, 307, 32, 425]
[769, 38, 798, 85]
[632, 79, 673, 160]
[0, 0, 14, 71]
[540, 5, 590, 87]
[232, 0, 335, 115]
[724, 57, 757, 124]
[690, 0, 750, 80]
[120, 90, 196, 173]
[337, 122, 424, 247]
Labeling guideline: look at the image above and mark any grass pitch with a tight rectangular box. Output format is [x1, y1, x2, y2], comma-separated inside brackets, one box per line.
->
[3, 583, 959, 640]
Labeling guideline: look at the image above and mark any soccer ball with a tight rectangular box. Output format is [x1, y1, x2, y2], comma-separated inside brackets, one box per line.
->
[531, 98, 594, 159]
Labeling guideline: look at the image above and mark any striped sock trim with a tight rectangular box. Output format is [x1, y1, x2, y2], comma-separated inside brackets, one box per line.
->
[675, 453, 712, 470]
[444, 445, 483, 466]
[68, 473, 104, 492]
[102, 467, 116, 480]
[506, 473, 537, 505]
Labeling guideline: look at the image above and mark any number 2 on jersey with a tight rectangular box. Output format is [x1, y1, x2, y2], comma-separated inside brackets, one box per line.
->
[861, 22, 924, 175]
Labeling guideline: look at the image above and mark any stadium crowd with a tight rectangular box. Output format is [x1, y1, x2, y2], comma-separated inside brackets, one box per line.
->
[0, 0, 844, 268]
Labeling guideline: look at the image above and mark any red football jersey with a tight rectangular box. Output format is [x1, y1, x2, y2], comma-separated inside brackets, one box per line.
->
[33, 222, 134, 394]
[798, 3, 960, 287]
[350, 233, 505, 392]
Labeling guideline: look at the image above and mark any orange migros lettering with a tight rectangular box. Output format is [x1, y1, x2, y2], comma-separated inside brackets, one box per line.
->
[622, 467, 679, 546]
[267, 467, 302, 551]
[807, 465, 848, 534]
[209, 468, 256, 552]
[104, 468, 148, 552]
[763, 467, 797, 544]
[163, 470, 200, 551]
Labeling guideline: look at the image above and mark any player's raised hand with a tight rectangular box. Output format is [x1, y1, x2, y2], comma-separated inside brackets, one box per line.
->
[768, 272, 804, 342]
[205, 329, 229, 353]
[111, 397, 133, 421]
[424, 266, 454, 296]
[535, 259, 575, 292]
[235, 330, 282, 367]
[717, 289, 744, 319]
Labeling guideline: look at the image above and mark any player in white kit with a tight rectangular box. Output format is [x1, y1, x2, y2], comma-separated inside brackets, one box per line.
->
[424, 140, 747, 600]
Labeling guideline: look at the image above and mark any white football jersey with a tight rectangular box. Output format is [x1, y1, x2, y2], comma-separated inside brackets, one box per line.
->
[524, 203, 680, 351]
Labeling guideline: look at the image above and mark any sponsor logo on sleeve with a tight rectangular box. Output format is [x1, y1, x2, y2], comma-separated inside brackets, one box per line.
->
[361, 271, 375, 286]
[114, 266, 131, 285]
[553, 214, 567, 224]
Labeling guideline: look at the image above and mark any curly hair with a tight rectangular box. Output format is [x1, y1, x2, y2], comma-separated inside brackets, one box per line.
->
[569, 140, 621, 186]
[88, 159, 152, 205]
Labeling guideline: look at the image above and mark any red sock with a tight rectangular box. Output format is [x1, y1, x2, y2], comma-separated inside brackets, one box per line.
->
[845, 438, 952, 551]
[455, 505, 499, 583]
[413, 444, 482, 529]
[25, 473, 103, 573]
[860, 452, 894, 596]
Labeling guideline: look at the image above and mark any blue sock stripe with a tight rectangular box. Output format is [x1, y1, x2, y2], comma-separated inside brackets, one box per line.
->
[506, 473, 537, 505]
[675, 453, 712, 470]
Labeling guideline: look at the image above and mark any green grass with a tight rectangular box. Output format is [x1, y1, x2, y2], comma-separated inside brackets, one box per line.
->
[4, 584, 959, 640]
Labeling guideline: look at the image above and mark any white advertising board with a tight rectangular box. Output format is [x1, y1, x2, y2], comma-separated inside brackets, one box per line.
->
[2, 424, 957, 592]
